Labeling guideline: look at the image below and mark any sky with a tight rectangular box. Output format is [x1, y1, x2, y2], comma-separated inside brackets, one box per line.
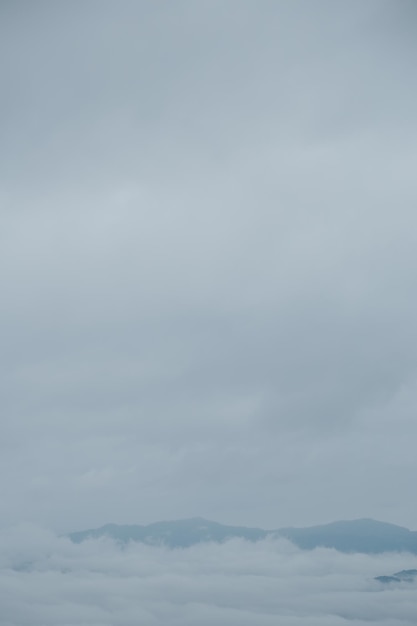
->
[1, 526, 417, 626]
[1, 0, 417, 534]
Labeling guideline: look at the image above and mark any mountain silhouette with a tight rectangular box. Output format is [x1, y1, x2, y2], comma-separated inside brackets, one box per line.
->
[69, 517, 417, 554]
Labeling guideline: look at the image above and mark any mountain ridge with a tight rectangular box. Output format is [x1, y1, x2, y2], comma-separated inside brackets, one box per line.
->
[68, 517, 417, 554]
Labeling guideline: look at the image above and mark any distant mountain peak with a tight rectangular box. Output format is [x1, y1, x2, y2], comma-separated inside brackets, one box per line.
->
[68, 517, 417, 554]
[375, 569, 417, 584]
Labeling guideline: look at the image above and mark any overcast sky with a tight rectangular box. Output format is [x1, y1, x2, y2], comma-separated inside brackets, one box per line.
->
[1, 0, 417, 534]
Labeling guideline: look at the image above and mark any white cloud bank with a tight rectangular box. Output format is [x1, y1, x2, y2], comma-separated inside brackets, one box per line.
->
[0, 525, 416, 625]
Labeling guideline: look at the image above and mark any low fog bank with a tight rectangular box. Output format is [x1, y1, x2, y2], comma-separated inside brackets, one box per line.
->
[0, 525, 416, 625]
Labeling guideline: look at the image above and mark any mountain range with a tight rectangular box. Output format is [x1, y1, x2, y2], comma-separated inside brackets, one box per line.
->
[69, 517, 417, 554]
[375, 569, 417, 584]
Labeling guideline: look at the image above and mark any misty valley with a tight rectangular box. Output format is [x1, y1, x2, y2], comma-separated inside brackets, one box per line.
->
[1, 517, 417, 625]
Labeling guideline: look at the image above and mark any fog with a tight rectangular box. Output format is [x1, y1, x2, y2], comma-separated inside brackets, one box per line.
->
[0, 526, 416, 625]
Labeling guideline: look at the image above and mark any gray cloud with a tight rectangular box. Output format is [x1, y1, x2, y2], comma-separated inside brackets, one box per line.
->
[1, 0, 417, 533]
[1, 526, 417, 625]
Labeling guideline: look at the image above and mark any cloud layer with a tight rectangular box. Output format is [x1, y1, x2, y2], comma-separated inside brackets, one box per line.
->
[1, 526, 417, 626]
